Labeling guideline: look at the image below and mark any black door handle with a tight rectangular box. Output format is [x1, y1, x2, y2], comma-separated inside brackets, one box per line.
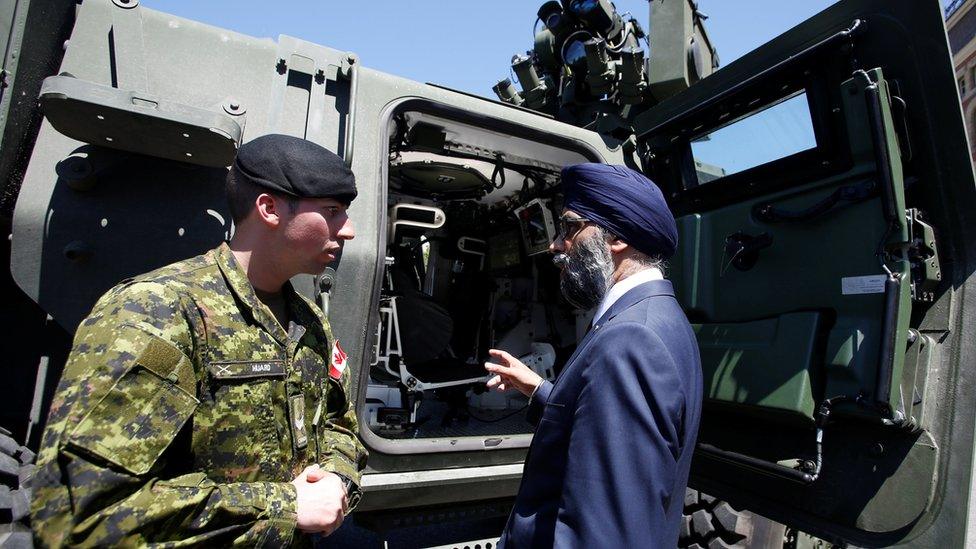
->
[723, 232, 773, 272]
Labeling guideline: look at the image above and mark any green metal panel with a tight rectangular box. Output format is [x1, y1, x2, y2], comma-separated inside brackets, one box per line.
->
[0, 0, 27, 143]
[672, 169, 892, 413]
[820, 69, 912, 420]
[694, 312, 822, 421]
[0, 0, 75, 214]
[670, 213, 702, 309]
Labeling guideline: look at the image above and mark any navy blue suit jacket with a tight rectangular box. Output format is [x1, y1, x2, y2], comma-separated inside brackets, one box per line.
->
[499, 279, 703, 548]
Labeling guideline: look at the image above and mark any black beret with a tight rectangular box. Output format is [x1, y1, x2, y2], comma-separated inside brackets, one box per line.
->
[231, 134, 357, 203]
[562, 163, 678, 259]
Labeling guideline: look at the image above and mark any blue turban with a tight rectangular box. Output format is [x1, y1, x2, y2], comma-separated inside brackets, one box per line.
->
[561, 163, 678, 259]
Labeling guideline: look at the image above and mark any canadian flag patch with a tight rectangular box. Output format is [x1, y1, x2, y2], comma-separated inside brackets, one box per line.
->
[329, 340, 348, 380]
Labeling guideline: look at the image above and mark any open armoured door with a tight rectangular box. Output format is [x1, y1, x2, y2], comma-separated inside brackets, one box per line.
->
[631, 0, 976, 545]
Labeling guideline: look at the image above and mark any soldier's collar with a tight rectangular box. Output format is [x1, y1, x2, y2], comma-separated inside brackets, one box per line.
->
[215, 242, 291, 342]
[215, 243, 258, 306]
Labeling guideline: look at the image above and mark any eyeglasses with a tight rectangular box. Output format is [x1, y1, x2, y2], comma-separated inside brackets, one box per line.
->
[556, 214, 591, 241]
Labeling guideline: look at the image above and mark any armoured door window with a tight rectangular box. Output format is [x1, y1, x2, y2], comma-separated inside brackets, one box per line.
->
[689, 92, 818, 184]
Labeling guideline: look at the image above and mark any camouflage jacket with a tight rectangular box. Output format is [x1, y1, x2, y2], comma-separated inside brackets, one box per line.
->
[31, 243, 368, 547]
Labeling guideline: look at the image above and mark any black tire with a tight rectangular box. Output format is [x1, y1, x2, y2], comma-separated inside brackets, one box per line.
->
[0, 427, 33, 548]
[679, 488, 787, 548]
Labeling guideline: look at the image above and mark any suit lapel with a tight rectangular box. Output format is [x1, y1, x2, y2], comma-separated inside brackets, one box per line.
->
[555, 280, 676, 386]
[592, 279, 676, 329]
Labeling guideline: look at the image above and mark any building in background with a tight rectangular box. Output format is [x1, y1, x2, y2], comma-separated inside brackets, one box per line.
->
[947, 0, 976, 159]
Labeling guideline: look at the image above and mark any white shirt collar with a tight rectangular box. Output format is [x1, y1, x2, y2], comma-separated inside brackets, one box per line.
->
[592, 267, 664, 325]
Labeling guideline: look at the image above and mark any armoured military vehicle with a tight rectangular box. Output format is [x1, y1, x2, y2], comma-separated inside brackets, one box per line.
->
[1, 0, 975, 547]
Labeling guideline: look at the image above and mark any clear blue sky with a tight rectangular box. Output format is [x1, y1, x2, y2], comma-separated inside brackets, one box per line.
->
[140, 0, 945, 98]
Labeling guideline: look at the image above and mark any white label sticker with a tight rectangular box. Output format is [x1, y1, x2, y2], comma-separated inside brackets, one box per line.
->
[842, 274, 887, 295]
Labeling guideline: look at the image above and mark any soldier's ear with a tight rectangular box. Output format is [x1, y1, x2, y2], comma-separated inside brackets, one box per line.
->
[254, 193, 282, 228]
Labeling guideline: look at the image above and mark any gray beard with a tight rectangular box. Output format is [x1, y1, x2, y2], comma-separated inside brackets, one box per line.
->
[554, 232, 614, 310]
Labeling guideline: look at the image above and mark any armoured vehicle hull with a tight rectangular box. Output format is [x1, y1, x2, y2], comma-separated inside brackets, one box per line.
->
[2, 1, 975, 547]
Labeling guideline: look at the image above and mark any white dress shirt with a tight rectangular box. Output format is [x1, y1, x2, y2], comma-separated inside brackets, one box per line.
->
[592, 267, 664, 326]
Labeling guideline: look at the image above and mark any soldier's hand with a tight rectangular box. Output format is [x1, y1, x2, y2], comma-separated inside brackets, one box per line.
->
[485, 348, 543, 398]
[303, 463, 332, 484]
[292, 465, 349, 536]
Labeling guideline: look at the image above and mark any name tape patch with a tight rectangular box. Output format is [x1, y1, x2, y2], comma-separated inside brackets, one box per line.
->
[210, 360, 286, 379]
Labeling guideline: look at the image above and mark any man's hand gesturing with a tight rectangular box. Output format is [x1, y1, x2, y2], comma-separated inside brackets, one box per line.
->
[484, 348, 543, 398]
[292, 464, 348, 536]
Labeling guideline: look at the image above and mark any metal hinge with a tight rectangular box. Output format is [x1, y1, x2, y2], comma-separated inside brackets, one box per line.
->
[905, 208, 941, 302]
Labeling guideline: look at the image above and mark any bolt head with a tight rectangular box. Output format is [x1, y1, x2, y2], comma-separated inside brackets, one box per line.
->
[222, 99, 246, 115]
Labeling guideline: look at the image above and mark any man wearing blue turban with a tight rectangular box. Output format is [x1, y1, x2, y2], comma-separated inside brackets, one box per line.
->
[486, 163, 703, 548]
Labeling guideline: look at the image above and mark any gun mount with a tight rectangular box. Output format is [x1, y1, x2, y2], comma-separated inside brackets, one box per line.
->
[493, 0, 718, 135]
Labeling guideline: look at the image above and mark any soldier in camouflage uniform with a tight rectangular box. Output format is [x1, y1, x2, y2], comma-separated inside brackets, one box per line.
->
[31, 134, 368, 547]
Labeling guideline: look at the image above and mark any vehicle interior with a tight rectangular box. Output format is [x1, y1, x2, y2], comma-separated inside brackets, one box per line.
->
[366, 105, 596, 439]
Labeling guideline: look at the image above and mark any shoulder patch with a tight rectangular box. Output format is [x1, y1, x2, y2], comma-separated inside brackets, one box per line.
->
[329, 340, 348, 380]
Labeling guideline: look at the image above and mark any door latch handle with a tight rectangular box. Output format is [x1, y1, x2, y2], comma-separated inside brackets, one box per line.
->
[723, 232, 773, 273]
